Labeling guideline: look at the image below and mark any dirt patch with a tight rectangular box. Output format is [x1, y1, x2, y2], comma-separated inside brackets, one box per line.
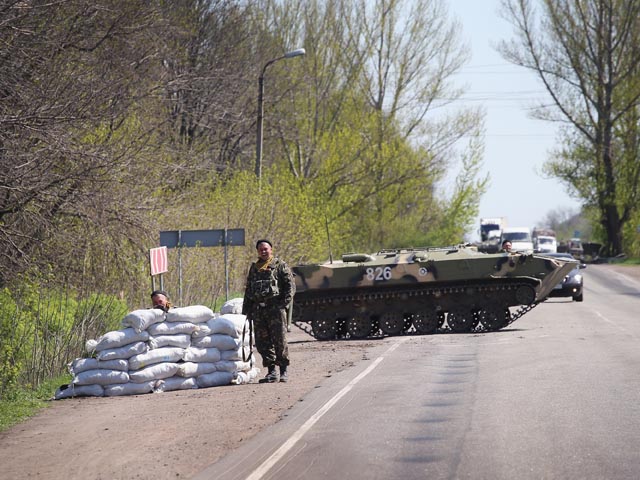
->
[0, 328, 378, 480]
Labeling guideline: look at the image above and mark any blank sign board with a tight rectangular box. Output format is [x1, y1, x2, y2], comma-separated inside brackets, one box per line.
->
[160, 229, 245, 248]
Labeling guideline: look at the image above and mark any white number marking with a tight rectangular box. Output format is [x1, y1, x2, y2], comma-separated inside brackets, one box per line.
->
[366, 266, 392, 281]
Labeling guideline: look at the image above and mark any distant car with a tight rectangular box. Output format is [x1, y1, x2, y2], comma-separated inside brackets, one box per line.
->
[535, 235, 557, 253]
[568, 238, 584, 259]
[544, 252, 586, 302]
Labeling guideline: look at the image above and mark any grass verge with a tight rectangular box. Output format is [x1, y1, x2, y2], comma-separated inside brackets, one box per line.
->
[0, 374, 72, 432]
[610, 257, 640, 265]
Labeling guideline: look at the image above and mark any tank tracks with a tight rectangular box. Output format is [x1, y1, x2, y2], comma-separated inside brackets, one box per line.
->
[292, 280, 541, 340]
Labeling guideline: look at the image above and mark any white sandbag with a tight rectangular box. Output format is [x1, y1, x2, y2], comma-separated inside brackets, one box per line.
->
[220, 297, 243, 315]
[210, 314, 248, 338]
[54, 383, 104, 400]
[154, 376, 198, 393]
[176, 362, 218, 378]
[191, 318, 214, 338]
[129, 363, 180, 383]
[191, 334, 243, 350]
[214, 360, 253, 373]
[148, 321, 199, 336]
[196, 371, 234, 388]
[166, 305, 214, 324]
[73, 369, 130, 386]
[103, 381, 155, 397]
[182, 346, 221, 363]
[68, 358, 128, 376]
[121, 308, 166, 333]
[96, 341, 148, 361]
[232, 367, 260, 385]
[220, 345, 252, 361]
[128, 347, 185, 370]
[148, 333, 191, 349]
[85, 328, 150, 353]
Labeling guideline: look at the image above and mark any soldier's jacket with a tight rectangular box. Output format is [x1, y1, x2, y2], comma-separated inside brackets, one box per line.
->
[242, 257, 295, 316]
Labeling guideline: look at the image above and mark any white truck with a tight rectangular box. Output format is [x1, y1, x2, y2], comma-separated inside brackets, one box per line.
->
[500, 226, 534, 253]
[478, 217, 506, 253]
[532, 228, 558, 253]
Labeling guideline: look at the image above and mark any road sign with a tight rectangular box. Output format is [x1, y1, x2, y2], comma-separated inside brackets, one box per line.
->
[160, 229, 245, 248]
[158, 228, 246, 303]
[149, 246, 168, 275]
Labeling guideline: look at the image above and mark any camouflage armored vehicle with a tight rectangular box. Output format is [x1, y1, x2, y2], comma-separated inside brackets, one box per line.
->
[291, 244, 577, 340]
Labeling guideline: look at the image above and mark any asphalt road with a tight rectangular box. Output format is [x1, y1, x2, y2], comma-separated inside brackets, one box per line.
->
[196, 264, 640, 480]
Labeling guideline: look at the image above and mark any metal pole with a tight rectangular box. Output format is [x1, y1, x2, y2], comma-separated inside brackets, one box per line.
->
[255, 49, 305, 182]
[150, 250, 156, 293]
[224, 229, 229, 301]
[255, 73, 265, 180]
[325, 215, 334, 264]
[178, 230, 183, 306]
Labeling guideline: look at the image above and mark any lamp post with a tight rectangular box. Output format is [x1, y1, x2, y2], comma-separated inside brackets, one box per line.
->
[255, 48, 306, 180]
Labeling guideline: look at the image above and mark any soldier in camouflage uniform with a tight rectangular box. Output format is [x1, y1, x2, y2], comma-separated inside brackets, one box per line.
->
[242, 239, 295, 383]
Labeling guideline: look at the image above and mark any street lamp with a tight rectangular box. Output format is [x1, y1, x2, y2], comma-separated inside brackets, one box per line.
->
[255, 48, 306, 180]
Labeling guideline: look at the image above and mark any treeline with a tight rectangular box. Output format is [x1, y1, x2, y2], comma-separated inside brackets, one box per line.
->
[0, 0, 486, 393]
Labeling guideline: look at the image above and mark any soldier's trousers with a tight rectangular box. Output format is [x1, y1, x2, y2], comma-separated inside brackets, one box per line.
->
[252, 305, 289, 368]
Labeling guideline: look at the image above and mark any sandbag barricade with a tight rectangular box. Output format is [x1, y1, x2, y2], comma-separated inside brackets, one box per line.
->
[55, 301, 259, 400]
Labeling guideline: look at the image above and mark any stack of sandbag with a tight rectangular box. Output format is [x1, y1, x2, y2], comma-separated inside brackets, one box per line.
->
[55, 300, 260, 400]
[185, 312, 257, 389]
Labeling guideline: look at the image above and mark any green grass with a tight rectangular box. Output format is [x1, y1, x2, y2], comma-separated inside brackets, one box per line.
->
[621, 258, 640, 265]
[610, 257, 640, 265]
[0, 374, 72, 432]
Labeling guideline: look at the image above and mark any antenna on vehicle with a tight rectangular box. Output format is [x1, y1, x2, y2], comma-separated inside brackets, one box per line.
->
[325, 215, 333, 264]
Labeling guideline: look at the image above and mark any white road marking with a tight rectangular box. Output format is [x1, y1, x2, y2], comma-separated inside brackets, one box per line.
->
[606, 270, 640, 291]
[594, 310, 634, 336]
[245, 337, 410, 480]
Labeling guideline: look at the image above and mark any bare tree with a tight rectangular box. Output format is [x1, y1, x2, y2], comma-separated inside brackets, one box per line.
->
[498, 0, 640, 255]
[155, 0, 261, 187]
[0, 0, 166, 286]
[357, 0, 478, 148]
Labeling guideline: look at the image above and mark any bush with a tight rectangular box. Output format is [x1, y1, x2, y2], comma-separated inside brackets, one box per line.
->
[0, 280, 128, 399]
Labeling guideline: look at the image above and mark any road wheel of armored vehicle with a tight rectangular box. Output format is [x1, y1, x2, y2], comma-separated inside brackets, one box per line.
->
[412, 311, 441, 334]
[446, 308, 477, 333]
[477, 307, 508, 331]
[403, 315, 414, 332]
[515, 285, 536, 305]
[379, 311, 404, 335]
[312, 318, 337, 340]
[347, 313, 373, 339]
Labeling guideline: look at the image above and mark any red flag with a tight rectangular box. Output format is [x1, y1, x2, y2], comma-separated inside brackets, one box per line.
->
[149, 247, 168, 276]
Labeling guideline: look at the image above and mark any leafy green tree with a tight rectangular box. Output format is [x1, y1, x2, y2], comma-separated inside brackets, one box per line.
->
[251, 0, 486, 251]
[159, 167, 328, 300]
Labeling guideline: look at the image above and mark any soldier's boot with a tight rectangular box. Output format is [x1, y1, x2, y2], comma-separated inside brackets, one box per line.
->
[259, 366, 279, 383]
[279, 366, 288, 383]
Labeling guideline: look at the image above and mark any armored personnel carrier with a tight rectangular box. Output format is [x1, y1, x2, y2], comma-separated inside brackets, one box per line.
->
[291, 244, 576, 340]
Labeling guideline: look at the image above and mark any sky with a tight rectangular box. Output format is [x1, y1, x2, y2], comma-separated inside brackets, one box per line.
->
[447, 1, 582, 241]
